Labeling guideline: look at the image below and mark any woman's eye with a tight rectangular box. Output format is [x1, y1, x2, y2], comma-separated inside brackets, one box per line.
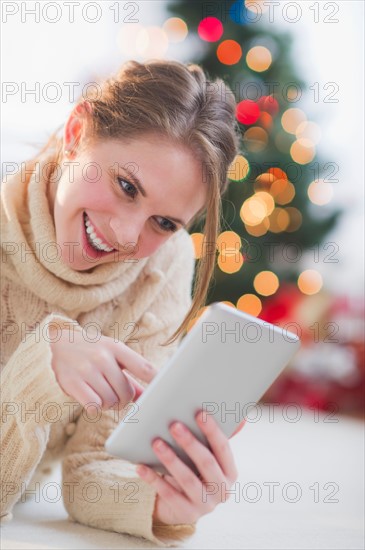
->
[117, 177, 138, 198]
[156, 217, 177, 233]
[117, 177, 177, 233]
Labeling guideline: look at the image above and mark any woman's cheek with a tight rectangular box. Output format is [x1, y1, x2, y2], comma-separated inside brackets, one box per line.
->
[137, 234, 169, 259]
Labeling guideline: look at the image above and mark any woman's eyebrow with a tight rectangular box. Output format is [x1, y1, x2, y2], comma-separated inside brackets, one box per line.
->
[121, 165, 187, 227]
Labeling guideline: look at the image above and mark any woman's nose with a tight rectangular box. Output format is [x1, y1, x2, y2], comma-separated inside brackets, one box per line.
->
[109, 217, 142, 252]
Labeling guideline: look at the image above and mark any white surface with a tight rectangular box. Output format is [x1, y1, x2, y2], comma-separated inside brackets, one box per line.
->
[1, 405, 364, 549]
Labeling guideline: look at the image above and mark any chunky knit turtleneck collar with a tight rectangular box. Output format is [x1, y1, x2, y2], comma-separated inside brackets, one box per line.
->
[1, 151, 149, 314]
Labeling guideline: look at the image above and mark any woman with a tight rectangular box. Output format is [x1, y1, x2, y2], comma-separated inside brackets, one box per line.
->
[1, 59, 244, 546]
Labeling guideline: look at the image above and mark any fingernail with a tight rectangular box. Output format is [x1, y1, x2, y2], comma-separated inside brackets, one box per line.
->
[172, 422, 186, 435]
[154, 439, 166, 451]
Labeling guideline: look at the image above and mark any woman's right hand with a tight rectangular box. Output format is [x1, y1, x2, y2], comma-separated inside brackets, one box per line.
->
[48, 325, 158, 410]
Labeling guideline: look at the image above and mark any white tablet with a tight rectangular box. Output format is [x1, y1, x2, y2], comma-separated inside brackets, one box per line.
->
[105, 301, 301, 476]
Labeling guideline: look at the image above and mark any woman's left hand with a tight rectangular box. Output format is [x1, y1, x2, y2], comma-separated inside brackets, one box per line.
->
[136, 410, 246, 526]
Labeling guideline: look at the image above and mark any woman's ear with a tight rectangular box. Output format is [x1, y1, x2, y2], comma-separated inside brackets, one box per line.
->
[63, 101, 91, 157]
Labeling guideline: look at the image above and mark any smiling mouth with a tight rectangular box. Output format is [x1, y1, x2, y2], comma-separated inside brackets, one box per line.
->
[83, 212, 116, 253]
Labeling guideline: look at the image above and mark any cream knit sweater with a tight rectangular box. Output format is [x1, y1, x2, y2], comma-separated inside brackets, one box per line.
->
[0, 151, 198, 546]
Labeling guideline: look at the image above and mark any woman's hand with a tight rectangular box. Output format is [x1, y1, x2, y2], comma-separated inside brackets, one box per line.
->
[49, 326, 158, 410]
[136, 411, 246, 526]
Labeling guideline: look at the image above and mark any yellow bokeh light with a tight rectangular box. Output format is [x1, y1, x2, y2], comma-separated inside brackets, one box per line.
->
[245, 218, 269, 237]
[285, 207, 302, 232]
[296, 121, 321, 145]
[254, 172, 276, 191]
[236, 294, 262, 316]
[308, 179, 334, 205]
[268, 208, 290, 232]
[242, 126, 268, 152]
[290, 140, 316, 164]
[254, 271, 279, 296]
[297, 270, 323, 295]
[228, 154, 250, 181]
[190, 232, 205, 259]
[217, 250, 244, 273]
[240, 197, 265, 225]
[270, 179, 296, 205]
[216, 231, 242, 253]
[220, 301, 236, 308]
[246, 46, 272, 72]
[162, 17, 188, 43]
[254, 191, 275, 214]
[281, 108, 307, 134]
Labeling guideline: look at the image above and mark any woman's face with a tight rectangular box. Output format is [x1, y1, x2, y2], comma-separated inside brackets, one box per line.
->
[48, 127, 207, 271]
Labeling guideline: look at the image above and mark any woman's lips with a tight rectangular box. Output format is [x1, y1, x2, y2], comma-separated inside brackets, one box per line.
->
[84, 211, 116, 250]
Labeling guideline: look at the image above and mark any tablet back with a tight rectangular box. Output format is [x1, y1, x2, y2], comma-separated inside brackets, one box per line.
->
[105, 301, 301, 475]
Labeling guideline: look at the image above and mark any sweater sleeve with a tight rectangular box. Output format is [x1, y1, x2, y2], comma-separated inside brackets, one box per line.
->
[0, 312, 83, 520]
[61, 232, 198, 547]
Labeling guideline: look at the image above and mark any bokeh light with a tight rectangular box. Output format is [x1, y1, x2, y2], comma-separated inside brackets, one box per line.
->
[228, 154, 250, 181]
[254, 191, 275, 214]
[270, 178, 296, 205]
[258, 95, 279, 116]
[198, 16, 224, 42]
[290, 140, 316, 164]
[254, 172, 276, 191]
[245, 217, 270, 237]
[220, 301, 236, 308]
[268, 207, 290, 232]
[258, 111, 273, 130]
[236, 99, 260, 124]
[285, 207, 302, 232]
[216, 231, 242, 252]
[217, 250, 244, 273]
[296, 120, 321, 145]
[246, 46, 272, 72]
[268, 167, 288, 181]
[308, 179, 334, 205]
[281, 108, 307, 134]
[254, 271, 279, 296]
[163, 17, 188, 43]
[242, 126, 268, 152]
[297, 270, 323, 295]
[240, 192, 274, 226]
[217, 39, 242, 64]
[190, 232, 205, 259]
[237, 294, 262, 316]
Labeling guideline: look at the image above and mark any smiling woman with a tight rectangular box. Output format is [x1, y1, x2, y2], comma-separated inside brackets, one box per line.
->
[0, 59, 241, 546]
[22, 59, 241, 343]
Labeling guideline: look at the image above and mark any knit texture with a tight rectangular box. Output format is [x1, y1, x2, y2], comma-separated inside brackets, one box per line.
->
[0, 151, 198, 546]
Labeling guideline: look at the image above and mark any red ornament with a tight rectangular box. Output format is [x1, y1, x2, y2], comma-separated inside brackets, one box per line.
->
[257, 95, 279, 116]
[198, 17, 224, 42]
[236, 99, 260, 125]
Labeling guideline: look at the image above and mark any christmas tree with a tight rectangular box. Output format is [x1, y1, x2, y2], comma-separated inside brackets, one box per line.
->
[166, 0, 341, 317]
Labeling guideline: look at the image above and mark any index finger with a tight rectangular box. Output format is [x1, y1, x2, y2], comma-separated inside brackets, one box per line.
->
[108, 339, 159, 383]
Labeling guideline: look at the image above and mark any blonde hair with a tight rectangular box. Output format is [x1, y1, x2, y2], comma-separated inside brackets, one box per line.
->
[26, 59, 241, 345]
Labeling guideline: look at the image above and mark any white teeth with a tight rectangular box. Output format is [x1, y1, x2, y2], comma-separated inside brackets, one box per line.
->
[84, 213, 114, 252]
